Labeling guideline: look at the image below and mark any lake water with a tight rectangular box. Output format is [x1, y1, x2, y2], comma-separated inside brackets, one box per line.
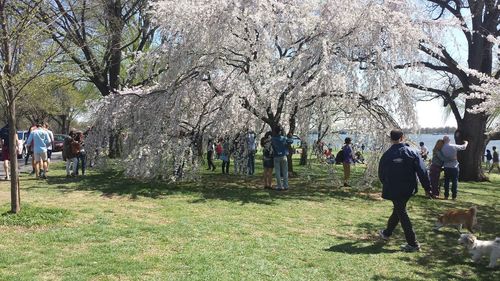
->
[307, 133, 500, 154]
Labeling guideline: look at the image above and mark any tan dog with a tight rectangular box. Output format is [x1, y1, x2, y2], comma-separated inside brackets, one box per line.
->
[434, 207, 477, 233]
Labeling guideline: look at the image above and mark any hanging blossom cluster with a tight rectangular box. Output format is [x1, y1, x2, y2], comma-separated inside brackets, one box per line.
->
[457, 66, 500, 114]
[87, 0, 430, 182]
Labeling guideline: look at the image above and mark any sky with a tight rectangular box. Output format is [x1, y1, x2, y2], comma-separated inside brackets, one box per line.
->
[416, 100, 457, 128]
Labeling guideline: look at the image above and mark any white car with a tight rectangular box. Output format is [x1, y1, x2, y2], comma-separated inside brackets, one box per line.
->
[16, 130, 28, 159]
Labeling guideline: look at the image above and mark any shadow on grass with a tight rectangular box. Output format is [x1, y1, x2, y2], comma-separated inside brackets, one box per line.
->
[324, 241, 398, 254]
[402, 193, 500, 280]
[34, 168, 384, 205]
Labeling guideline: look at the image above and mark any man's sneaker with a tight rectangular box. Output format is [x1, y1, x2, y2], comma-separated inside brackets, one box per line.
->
[400, 244, 421, 252]
[378, 229, 389, 241]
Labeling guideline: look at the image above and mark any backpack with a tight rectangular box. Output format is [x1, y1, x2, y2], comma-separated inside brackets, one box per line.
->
[70, 140, 80, 156]
[335, 149, 344, 164]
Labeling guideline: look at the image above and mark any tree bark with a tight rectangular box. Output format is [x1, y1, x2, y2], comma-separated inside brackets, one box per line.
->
[299, 141, 308, 165]
[108, 130, 123, 159]
[8, 98, 20, 213]
[1, 0, 20, 213]
[106, 0, 124, 92]
[455, 109, 489, 181]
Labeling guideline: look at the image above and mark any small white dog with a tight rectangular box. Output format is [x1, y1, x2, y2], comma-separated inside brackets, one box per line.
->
[458, 233, 500, 268]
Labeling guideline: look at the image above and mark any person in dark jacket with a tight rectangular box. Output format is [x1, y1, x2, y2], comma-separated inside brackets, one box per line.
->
[378, 129, 432, 252]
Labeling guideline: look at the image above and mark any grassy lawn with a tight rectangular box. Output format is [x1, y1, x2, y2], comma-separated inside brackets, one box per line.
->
[0, 156, 499, 281]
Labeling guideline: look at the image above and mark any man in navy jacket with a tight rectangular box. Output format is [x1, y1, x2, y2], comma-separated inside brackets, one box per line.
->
[378, 129, 431, 252]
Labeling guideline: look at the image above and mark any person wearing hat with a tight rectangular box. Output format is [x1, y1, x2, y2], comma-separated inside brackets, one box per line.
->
[378, 129, 432, 252]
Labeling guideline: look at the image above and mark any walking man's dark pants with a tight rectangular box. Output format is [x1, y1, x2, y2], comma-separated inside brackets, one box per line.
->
[383, 197, 418, 247]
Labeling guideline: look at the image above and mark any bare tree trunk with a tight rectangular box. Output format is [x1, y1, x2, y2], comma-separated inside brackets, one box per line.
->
[8, 99, 20, 213]
[456, 110, 488, 181]
[299, 141, 308, 165]
[106, 0, 124, 92]
[1, 0, 20, 213]
[108, 130, 123, 159]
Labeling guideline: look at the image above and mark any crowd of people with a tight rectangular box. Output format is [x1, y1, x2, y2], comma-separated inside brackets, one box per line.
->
[0, 121, 89, 180]
[206, 129, 258, 176]
[205, 126, 294, 191]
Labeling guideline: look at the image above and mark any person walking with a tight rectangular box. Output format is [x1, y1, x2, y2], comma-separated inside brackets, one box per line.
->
[485, 149, 493, 170]
[378, 129, 432, 252]
[271, 125, 293, 191]
[489, 146, 500, 174]
[246, 130, 256, 175]
[43, 123, 54, 172]
[63, 131, 79, 177]
[0, 125, 18, 180]
[206, 139, 216, 171]
[75, 131, 86, 176]
[24, 125, 37, 174]
[441, 135, 468, 200]
[428, 139, 447, 198]
[342, 137, 354, 187]
[220, 137, 231, 174]
[261, 131, 274, 189]
[25, 123, 51, 179]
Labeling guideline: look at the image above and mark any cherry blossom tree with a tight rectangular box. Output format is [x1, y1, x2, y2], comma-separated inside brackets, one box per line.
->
[397, 0, 500, 181]
[86, 0, 430, 182]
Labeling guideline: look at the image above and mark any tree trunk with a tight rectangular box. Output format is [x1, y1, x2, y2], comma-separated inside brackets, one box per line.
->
[8, 95, 20, 213]
[299, 141, 308, 165]
[108, 131, 122, 158]
[455, 109, 488, 181]
[106, 0, 124, 92]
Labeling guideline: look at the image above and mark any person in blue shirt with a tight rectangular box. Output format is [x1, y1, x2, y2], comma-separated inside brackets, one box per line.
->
[26, 123, 51, 179]
[378, 129, 432, 252]
[271, 125, 293, 191]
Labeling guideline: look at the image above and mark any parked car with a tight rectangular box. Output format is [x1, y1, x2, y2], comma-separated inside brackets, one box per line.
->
[53, 134, 69, 152]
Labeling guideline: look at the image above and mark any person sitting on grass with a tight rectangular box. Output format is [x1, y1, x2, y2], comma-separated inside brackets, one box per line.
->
[354, 150, 365, 164]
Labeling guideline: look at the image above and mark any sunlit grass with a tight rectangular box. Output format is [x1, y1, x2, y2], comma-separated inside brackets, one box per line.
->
[0, 156, 498, 280]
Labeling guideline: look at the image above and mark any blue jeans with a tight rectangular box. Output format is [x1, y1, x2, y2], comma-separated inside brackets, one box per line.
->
[76, 151, 87, 176]
[443, 167, 459, 199]
[273, 156, 288, 189]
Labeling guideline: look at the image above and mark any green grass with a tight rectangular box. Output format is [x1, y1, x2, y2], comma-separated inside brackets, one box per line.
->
[0, 156, 498, 281]
[0, 204, 71, 227]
